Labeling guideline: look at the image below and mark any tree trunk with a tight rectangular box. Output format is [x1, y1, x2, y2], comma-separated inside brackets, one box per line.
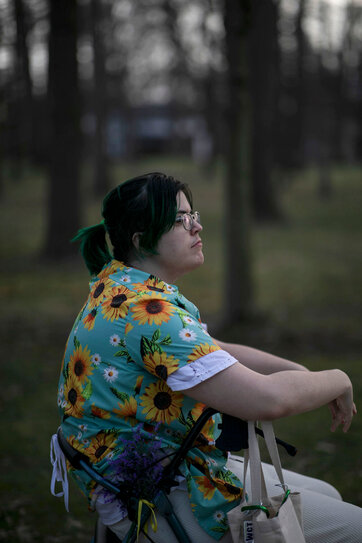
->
[295, 0, 306, 167]
[91, 0, 110, 197]
[223, 0, 254, 323]
[13, 0, 33, 175]
[43, 0, 81, 258]
[249, 0, 281, 221]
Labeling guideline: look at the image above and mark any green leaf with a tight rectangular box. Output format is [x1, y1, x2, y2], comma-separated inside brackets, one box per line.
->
[211, 527, 226, 533]
[114, 349, 129, 358]
[126, 355, 136, 364]
[160, 334, 171, 345]
[63, 362, 69, 381]
[141, 336, 153, 356]
[152, 329, 160, 342]
[178, 410, 187, 426]
[215, 470, 234, 484]
[186, 412, 195, 428]
[83, 380, 93, 400]
[73, 336, 80, 349]
[110, 387, 129, 402]
[175, 298, 186, 310]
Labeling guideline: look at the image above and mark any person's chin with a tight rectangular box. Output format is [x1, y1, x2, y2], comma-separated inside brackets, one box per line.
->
[195, 252, 204, 267]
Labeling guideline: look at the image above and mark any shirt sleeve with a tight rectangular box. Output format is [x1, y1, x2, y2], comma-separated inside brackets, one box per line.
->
[124, 292, 234, 385]
[166, 349, 238, 391]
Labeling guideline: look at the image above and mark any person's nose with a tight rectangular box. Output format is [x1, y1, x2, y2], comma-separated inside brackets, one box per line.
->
[191, 220, 202, 234]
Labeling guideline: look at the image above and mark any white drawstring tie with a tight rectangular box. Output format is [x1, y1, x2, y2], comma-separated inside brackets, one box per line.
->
[50, 433, 69, 512]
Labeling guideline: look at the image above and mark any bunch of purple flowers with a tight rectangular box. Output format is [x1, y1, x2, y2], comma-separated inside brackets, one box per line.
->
[108, 423, 165, 502]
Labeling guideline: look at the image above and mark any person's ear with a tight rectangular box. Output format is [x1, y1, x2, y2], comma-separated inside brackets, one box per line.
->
[132, 232, 142, 251]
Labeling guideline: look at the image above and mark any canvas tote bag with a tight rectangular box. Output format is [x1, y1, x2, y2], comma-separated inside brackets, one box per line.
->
[227, 421, 306, 543]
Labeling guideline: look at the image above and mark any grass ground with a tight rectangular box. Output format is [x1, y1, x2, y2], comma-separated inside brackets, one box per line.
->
[0, 158, 361, 542]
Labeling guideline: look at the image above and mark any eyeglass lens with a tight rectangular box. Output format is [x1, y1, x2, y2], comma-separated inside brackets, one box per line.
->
[183, 212, 200, 230]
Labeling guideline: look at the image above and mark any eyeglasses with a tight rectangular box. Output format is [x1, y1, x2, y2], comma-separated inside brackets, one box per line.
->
[174, 211, 201, 231]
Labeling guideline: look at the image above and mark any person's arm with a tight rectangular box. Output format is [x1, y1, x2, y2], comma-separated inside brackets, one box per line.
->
[183, 362, 356, 432]
[212, 338, 309, 374]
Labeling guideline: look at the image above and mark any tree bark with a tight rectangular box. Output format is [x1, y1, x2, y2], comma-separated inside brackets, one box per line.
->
[91, 0, 110, 197]
[223, 0, 254, 323]
[295, 0, 306, 167]
[13, 0, 33, 174]
[249, 0, 281, 221]
[43, 0, 81, 258]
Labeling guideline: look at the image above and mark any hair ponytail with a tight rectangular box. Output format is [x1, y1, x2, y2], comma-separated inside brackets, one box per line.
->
[71, 221, 112, 276]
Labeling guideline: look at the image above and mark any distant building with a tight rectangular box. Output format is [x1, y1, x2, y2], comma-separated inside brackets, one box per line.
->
[82, 104, 213, 161]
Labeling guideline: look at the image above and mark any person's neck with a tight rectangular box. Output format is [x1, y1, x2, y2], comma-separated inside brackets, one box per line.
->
[128, 257, 177, 285]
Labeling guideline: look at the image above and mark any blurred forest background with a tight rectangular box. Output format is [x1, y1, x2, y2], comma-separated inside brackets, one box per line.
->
[0, 0, 361, 541]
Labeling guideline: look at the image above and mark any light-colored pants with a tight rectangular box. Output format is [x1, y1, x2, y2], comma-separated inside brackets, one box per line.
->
[108, 455, 362, 542]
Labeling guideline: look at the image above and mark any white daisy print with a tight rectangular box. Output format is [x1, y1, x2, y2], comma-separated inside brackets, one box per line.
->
[91, 353, 102, 365]
[110, 334, 120, 346]
[213, 511, 225, 523]
[103, 366, 119, 382]
[77, 431, 83, 440]
[57, 396, 62, 407]
[78, 423, 88, 432]
[179, 328, 196, 342]
[121, 275, 131, 283]
[183, 316, 195, 325]
[165, 283, 176, 293]
[82, 438, 90, 446]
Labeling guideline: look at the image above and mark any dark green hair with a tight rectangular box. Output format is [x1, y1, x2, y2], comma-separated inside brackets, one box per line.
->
[72, 172, 193, 275]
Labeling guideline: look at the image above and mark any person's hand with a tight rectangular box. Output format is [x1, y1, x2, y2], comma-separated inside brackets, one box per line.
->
[328, 384, 357, 433]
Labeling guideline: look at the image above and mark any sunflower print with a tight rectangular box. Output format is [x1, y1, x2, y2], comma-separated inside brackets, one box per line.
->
[67, 434, 86, 452]
[194, 475, 216, 500]
[190, 402, 207, 421]
[88, 278, 114, 311]
[69, 344, 93, 384]
[91, 404, 111, 419]
[97, 260, 125, 281]
[132, 275, 166, 294]
[190, 402, 214, 440]
[131, 292, 175, 326]
[84, 431, 117, 463]
[58, 261, 244, 539]
[134, 375, 144, 395]
[64, 374, 86, 417]
[187, 342, 220, 363]
[113, 397, 138, 424]
[143, 351, 180, 381]
[101, 285, 137, 322]
[83, 308, 97, 331]
[140, 381, 183, 424]
[215, 478, 243, 502]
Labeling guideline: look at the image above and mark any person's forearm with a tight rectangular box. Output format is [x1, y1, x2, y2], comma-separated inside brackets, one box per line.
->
[213, 338, 308, 374]
[266, 368, 351, 418]
[185, 364, 353, 428]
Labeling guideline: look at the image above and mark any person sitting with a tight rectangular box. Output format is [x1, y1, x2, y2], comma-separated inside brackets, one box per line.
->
[55, 172, 361, 542]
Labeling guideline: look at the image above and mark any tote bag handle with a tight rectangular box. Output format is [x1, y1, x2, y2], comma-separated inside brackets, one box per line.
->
[245, 421, 287, 505]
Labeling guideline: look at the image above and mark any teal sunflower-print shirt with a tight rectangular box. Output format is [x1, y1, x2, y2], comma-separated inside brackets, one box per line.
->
[58, 260, 242, 540]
